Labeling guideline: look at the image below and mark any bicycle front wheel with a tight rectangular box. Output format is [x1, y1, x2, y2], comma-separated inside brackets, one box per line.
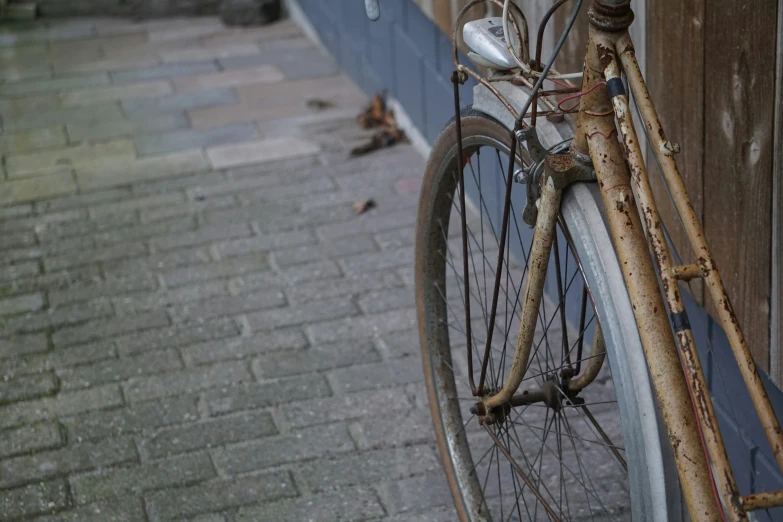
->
[415, 108, 681, 521]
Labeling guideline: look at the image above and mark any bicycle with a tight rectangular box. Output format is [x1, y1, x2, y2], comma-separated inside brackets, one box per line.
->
[364, 0, 783, 520]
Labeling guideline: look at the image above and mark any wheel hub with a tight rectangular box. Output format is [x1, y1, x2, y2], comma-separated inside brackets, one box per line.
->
[471, 369, 585, 425]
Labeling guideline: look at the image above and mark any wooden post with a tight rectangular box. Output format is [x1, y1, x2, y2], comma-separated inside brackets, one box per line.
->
[772, 0, 783, 386]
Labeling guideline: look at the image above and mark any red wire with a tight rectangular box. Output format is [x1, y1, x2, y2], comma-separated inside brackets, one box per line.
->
[557, 81, 607, 112]
[549, 78, 571, 89]
[586, 128, 616, 140]
[676, 347, 730, 522]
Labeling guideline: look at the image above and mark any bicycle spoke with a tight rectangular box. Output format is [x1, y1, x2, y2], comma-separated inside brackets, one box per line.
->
[427, 128, 632, 522]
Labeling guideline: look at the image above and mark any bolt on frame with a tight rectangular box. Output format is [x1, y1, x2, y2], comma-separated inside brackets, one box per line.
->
[453, 0, 783, 520]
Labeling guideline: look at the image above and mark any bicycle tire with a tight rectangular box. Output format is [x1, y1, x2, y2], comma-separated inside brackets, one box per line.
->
[415, 107, 682, 521]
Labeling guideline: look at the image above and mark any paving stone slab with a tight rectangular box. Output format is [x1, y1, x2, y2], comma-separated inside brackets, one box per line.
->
[32, 497, 146, 522]
[375, 473, 453, 515]
[305, 308, 418, 344]
[0, 422, 65, 459]
[203, 374, 331, 416]
[134, 122, 259, 156]
[76, 149, 209, 190]
[141, 409, 277, 459]
[52, 312, 169, 348]
[111, 60, 219, 83]
[0, 436, 137, 488]
[172, 65, 285, 92]
[0, 126, 67, 154]
[60, 80, 172, 106]
[284, 387, 411, 428]
[0, 384, 123, 429]
[0, 372, 59, 405]
[123, 360, 252, 402]
[67, 112, 189, 141]
[296, 445, 440, 492]
[113, 279, 229, 315]
[0, 73, 108, 97]
[0, 292, 44, 315]
[144, 471, 298, 522]
[0, 172, 77, 204]
[162, 255, 268, 288]
[206, 137, 320, 170]
[252, 340, 380, 378]
[200, 21, 302, 46]
[0, 341, 115, 381]
[160, 42, 260, 63]
[2, 102, 124, 133]
[328, 357, 425, 394]
[72, 452, 216, 504]
[53, 53, 161, 76]
[64, 395, 198, 442]
[181, 322, 307, 366]
[214, 422, 354, 474]
[0, 480, 69, 520]
[235, 486, 384, 522]
[122, 87, 238, 116]
[57, 348, 183, 390]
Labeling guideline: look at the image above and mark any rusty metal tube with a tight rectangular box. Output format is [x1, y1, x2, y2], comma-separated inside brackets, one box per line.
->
[618, 32, 783, 476]
[742, 490, 783, 511]
[569, 324, 606, 392]
[571, 25, 724, 522]
[606, 47, 746, 522]
[672, 263, 703, 281]
[483, 177, 562, 411]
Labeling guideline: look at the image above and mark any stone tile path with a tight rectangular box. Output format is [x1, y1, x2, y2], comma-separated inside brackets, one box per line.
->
[0, 16, 458, 521]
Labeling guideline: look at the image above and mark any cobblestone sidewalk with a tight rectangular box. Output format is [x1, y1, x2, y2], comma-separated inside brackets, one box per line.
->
[0, 16, 457, 521]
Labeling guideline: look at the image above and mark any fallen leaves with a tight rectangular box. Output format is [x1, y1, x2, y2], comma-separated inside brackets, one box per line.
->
[350, 92, 407, 157]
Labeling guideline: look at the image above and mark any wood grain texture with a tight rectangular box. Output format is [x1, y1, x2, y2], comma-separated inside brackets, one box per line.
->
[772, 0, 783, 385]
[644, 0, 706, 305]
[553, 0, 589, 75]
[432, 0, 452, 34]
[703, 0, 776, 370]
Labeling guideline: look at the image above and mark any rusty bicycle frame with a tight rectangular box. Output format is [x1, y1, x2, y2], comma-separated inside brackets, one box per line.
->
[449, 0, 783, 520]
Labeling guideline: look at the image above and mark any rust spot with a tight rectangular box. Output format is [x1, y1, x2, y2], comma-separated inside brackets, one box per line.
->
[670, 435, 681, 452]
[725, 471, 744, 512]
[595, 43, 615, 71]
[617, 40, 634, 57]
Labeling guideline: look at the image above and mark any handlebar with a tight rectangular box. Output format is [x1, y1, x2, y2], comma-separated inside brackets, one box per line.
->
[365, 0, 380, 21]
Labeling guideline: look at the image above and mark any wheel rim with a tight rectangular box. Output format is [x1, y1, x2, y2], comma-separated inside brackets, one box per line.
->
[419, 130, 632, 522]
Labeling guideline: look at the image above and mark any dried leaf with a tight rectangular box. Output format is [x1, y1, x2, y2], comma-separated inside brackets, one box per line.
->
[351, 91, 406, 157]
[357, 92, 388, 129]
[352, 198, 376, 214]
[349, 128, 407, 157]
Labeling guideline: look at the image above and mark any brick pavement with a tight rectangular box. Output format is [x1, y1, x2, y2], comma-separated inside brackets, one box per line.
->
[0, 16, 458, 521]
